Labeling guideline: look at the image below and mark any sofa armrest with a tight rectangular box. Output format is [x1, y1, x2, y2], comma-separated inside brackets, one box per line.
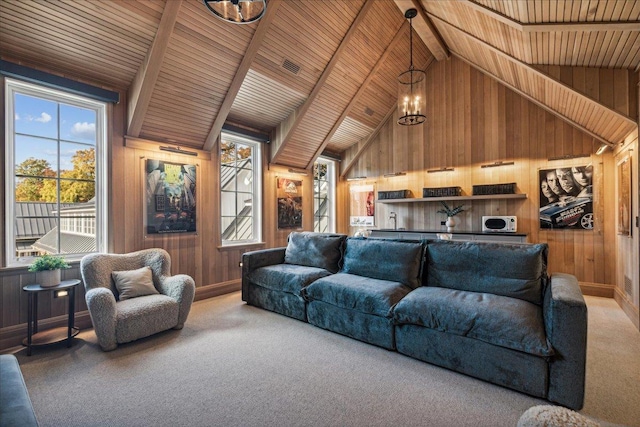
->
[158, 274, 196, 329]
[242, 247, 286, 301]
[0, 355, 39, 427]
[543, 272, 587, 410]
[85, 287, 118, 351]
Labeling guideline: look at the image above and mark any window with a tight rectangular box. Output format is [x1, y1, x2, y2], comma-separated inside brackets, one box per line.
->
[220, 132, 262, 245]
[313, 158, 336, 233]
[5, 78, 107, 266]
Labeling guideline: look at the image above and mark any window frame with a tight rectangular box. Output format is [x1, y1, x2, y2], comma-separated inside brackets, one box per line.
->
[219, 131, 262, 247]
[4, 78, 108, 267]
[313, 157, 336, 233]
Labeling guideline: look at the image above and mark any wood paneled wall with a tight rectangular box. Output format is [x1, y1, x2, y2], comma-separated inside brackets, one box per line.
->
[0, 80, 317, 342]
[340, 56, 639, 288]
[1, 58, 638, 344]
[534, 65, 638, 120]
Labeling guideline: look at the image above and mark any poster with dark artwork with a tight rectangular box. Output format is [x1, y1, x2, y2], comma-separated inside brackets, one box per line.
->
[146, 159, 196, 234]
[539, 165, 593, 230]
[277, 178, 302, 229]
[618, 157, 631, 236]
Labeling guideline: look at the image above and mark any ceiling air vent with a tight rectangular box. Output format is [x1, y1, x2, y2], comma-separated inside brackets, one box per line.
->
[364, 107, 375, 116]
[282, 59, 301, 75]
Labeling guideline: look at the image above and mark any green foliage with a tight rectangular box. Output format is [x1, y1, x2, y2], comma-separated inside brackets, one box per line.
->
[437, 201, 465, 217]
[28, 254, 70, 272]
[14, 158, 56, 202]
[220, 141, 251, 164]
[15, 149, 96, 203]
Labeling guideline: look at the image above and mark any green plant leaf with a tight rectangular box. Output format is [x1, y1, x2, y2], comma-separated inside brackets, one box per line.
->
[28, 254, 70, 272]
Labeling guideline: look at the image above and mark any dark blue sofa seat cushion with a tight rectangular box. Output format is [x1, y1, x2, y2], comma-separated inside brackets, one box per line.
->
[304, 273, 412, 317]
[394, 287, 553, 357]
[247, 264, 332, 295]
[425, 240, 548, 305]
[342, 238, 425, 289]
[246, 284, 307, 321]
[284, 232, 346, 273]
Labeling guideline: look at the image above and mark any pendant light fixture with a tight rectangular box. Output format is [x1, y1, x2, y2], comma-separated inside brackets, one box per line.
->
[397, 8, 426, 126]
[202, 0, 266, 24]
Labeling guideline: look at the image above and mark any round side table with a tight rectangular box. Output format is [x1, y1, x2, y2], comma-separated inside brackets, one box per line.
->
[22, 279, 81, 356]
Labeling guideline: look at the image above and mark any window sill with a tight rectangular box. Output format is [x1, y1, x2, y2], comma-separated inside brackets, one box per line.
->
[1, 259, 80, 274]
[217, 242, 266, 251]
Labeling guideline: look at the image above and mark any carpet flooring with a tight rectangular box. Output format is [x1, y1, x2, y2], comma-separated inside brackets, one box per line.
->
[10, 293, 640, 427]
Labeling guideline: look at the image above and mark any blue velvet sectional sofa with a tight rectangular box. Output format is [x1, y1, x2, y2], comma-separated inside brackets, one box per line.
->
[242, 232, 587, 410]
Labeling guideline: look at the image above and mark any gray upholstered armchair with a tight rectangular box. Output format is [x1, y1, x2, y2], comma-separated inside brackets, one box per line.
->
[80, 248, 195, 351]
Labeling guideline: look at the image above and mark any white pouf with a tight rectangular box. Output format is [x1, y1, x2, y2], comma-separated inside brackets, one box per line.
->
[517, 405, 600, 427]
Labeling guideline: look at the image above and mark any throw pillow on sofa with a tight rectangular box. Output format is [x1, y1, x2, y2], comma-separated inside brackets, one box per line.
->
[284, 232, 346, 273]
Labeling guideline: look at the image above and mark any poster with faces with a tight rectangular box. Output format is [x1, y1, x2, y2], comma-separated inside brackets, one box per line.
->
[539, 165, 593, 230]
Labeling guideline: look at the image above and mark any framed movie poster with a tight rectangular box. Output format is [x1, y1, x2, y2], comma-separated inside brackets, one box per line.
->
[539, 165, 593, 230]
[618, 156, 631, 236]
[145, 159, 196, 235]
[277, 177, 302, 229]
[350, 184, 375, 227]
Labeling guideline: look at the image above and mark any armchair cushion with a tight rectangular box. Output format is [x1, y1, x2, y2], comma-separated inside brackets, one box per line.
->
[115, 295, 179, 344]
[112, 266, 159, 301]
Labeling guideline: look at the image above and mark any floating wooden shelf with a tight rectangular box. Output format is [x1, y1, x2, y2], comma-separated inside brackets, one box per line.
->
[376, 194, 527, 203]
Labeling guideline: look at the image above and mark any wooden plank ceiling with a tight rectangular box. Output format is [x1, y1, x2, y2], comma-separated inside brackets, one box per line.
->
[1, 0, 638, 167]
[417, 0, 639, 147]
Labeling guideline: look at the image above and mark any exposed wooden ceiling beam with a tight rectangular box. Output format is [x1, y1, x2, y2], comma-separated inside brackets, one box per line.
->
[340, 104, 397, 178]
[522, 21, 640, 32]
[394, 0, 449, 61]
[305, 23, 409, 170]
[460, 0, 521, 31]
[127, 0, 182, 137]
[203, 0, 282, 152]
[463, 1, 640, 32]
[428, 13, 637, 145]
[270, 0, 375, 165]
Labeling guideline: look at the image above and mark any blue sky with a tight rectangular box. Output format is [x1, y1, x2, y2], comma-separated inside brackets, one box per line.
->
[14, 93, 96, 173]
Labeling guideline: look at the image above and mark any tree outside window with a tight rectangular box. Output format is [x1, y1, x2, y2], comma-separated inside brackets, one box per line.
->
[5, 79, 106, 265]
[220, 133, 261, 245]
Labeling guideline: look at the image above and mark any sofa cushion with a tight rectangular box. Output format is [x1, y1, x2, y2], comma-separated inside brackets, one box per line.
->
[393, 286, 553, 357]
[284, 232, 346, 273]
[247, 264, 332, 295]
[304, 273, 412, 317]
[341, 238, 425, 289]
[425, 240, 548, 305]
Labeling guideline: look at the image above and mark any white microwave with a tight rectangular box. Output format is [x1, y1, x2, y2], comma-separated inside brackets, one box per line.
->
[482, 216, 517, 233]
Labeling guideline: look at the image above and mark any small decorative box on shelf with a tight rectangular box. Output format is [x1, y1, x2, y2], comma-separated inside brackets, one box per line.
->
[472, 183, 516, 195]
[423, 186, 462, 198]
[378, 190, 412, 200]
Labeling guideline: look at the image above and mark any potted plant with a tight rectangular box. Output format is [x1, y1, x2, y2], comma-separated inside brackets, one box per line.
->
[28, 254, 70, 288]
[437, 201, 465, 232]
